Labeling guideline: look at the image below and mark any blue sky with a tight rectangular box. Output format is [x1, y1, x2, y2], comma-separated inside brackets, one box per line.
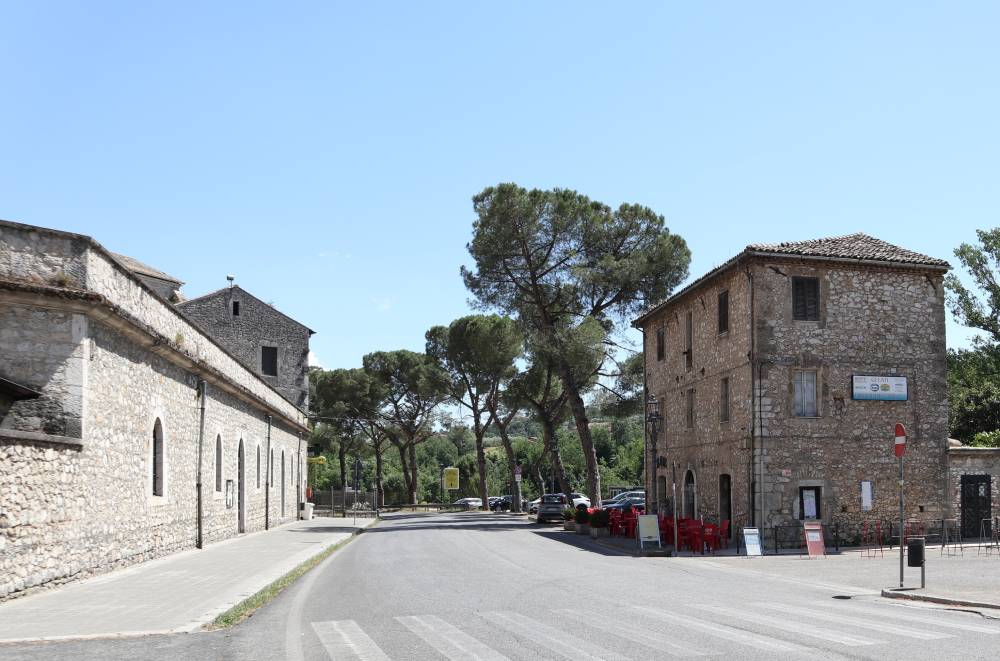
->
[2, 2, 997, 369]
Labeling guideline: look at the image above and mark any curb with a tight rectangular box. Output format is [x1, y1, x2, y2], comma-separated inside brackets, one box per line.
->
[880, 588, 1000, 612]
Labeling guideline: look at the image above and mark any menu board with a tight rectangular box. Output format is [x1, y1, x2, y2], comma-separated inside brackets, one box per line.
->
[637, 515, 661, 549]
[803, 521, 826, 557]
[743, 527, 762, 557]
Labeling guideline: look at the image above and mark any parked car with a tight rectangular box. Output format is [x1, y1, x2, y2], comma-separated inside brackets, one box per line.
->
[535, 493, 568, 523]
[487, 496, 503, 509]
[569, 493, 591, 508]
[601, 490, 645, 506]
[452, 497, 483, 509]
[603, 497, 645, 512]
[491, 495, 529, 511]
[528, 497, 541, 514]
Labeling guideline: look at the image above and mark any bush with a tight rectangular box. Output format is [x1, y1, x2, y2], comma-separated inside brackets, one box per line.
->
[562, 508, 576, 521]
[589, 509, 610, 528]
[574, 508, 590, 525]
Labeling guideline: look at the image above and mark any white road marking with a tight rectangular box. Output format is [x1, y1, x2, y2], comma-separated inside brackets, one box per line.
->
[558, 609, 717, 656]
[486, 610, 629, 661]
[757, 603, 954, 640]
[397, 614, 510, 661]
[312, 620, 391, 661]
[816, 601, 1000, 634]
[695, 605, 878, 646]
[632, 606, 811, 653]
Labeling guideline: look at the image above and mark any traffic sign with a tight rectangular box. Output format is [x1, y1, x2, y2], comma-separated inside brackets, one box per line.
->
[894, 423, 906, 457]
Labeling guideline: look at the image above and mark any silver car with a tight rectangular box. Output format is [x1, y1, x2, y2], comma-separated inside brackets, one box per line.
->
[535, 493, 568, 523]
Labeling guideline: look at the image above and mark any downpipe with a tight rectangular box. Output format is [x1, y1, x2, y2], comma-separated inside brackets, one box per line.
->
[196, 379, 207, 549]
[265, 414, 273, 530]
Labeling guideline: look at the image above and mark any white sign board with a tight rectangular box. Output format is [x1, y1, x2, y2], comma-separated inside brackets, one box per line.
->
[514, 473, 521, 482]
[743, 527, 762, 557]
[861, 480, 873, 512]
[803, 489, 818, 519]
[636, 514, 661, 549]
[852, 375, 907, 401]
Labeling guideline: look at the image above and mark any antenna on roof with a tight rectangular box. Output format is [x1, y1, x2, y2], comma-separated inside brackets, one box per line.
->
[226, 275, 235, 289]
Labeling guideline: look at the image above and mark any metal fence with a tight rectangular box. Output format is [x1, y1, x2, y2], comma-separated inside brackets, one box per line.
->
[310, 488, 377, 511]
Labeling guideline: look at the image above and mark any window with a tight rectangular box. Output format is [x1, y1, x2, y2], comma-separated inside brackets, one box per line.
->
[232, 300, 240, 316]
[685, 388, 695, 428]
[720, 377, 730, 423]
[792, 277, 820, 321]
[261, 346, 278, 376]
[684, 311, 693, 371]
[794, 370, 818, 417]
[799, 486, 821, 519]
[655, 328, 665, 362]
[152, 419, 164, 496]
[215, 435, 223, 492]
[717, 290, 729, 334]
[256, 445, 261, 489]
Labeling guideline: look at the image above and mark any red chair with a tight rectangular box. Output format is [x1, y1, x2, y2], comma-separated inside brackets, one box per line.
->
[609, 510, 624, 536]
[703, 523, 720, 553]
[684, 521, 705, 554]
[622, 507, 638, 538]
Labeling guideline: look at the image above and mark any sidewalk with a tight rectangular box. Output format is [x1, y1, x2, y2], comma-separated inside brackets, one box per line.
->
[0, 516, 377, 643]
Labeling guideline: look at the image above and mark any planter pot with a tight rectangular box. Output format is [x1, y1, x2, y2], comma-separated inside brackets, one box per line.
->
[577, 523, 590, 535]
[590, 526, 609, 538]
[563, 520, 576, 531]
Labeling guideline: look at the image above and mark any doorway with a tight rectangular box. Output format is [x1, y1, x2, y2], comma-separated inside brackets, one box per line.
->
[683, 469, 696, 519]
[961, 474, 992, 539]
[719, 474, 732, 537]
[238, 440, 246, 533]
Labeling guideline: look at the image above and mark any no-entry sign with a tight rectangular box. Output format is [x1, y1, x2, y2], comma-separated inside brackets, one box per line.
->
[894, 423, 906, 457]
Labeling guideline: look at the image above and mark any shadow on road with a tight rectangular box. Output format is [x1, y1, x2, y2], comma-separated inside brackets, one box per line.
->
[530, 530, 640, 557]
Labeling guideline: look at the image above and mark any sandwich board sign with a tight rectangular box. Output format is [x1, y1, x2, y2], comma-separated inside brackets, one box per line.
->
[743, 527, 762, 557]
[803, 520, 826, 557]
[637, 514, 661, 549]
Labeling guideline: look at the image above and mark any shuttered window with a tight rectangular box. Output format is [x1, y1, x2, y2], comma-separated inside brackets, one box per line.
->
[656, 328, 665, 361]
[792, 277, 820, 321]
[152, 419, 164, 496]
[685, 311, 693, 371]
[718, 290, 729, 334]
[794, 371, 818, 417]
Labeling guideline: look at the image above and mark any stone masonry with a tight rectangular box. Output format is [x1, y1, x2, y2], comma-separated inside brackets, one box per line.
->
[0, 220, 309, 602]
[635, 233, 951, 544]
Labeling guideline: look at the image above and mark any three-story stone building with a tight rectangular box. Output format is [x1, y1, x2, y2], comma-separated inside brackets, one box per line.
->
[634, 233, 951, 541]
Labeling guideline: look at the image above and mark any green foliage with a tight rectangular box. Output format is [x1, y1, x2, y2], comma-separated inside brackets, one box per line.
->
[970, 430, 1000, 448]
[945, 228, 1000, 348]
[588, 509, 610, 528]
[562, 508, 576, 521]
[947, 348, 1000, 442]
[574, 508, 590, 525]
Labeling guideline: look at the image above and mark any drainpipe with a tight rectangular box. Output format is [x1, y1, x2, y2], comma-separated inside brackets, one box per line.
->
[642, 328, 649, 508]
[196, 379, 207, 549]
[747, 265, 757, 528]
[265, 414, 272, 530]
[296, 431, 303, 519]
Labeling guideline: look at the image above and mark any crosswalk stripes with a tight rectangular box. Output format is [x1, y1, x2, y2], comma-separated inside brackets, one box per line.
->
[486, 610, 630, 661]
[631, 605, 812, 653]
[310, 600, 997, 660]
[311, 620, 391, 661]
[820, 600, 1000, 634]
[397, 614, 510, 661]
[755, 602, 954, 640]
[693, 604, 878, 646]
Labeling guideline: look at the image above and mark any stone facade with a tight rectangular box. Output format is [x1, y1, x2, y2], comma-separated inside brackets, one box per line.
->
[947, 444, 1000, 539]
[636, 233, 951, 542]
[179, 286, 312, 411]
[0, 220, 309, 602]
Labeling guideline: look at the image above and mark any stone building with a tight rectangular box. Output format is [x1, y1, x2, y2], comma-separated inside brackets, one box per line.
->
[634, 233, 951, 541]
[947, 439, 999, 539]
[0, 220, 310, 602]
[179, 286, 313, 411]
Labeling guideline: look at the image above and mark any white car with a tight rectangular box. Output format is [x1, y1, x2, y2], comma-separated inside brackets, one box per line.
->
[569, 492, 591, 508]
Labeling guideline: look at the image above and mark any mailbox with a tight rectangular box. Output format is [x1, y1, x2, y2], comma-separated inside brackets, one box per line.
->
[907, 537, 925, 567]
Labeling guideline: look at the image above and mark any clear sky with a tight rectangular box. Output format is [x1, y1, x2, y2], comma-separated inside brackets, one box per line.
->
[2, 2, 996, 369]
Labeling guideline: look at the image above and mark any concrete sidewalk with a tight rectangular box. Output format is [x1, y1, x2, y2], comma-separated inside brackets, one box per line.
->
[0, 516, 377, 643]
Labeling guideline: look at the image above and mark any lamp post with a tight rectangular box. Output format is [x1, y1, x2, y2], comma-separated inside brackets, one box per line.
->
[646, 395, 661, 515]
[439, 463, 445, 507]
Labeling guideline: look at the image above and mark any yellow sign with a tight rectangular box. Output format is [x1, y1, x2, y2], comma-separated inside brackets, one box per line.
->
[443, 467, 460, 490]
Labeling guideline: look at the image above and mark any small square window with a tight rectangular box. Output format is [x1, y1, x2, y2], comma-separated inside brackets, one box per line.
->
[794, 370, 818, 417]
[261, 346, 278, 376]
[717, 290, 729, 334]
[792, 277, 820, 321]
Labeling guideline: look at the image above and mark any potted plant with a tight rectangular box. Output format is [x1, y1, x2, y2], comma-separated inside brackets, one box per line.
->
[574, 507, 590, 535]
[562, 508, 576, 531]
[589, 509, 610, 538]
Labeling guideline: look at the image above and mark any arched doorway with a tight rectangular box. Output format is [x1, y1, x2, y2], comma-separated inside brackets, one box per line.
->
[683, 469, 696, 519]
[238, 440, 246, 533]
[719, 474, 732, 538]
[281, 450, 286, 517]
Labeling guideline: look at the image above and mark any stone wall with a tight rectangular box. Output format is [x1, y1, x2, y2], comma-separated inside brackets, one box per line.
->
[179, 287, 310, 411]
[947, 446, 1000, 537]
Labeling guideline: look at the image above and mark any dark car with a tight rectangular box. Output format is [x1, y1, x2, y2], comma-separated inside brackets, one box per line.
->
[603, 497, 646, 512]
[491, 495, 529, 511]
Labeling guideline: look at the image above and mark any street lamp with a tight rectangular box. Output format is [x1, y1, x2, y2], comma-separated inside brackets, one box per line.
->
[646, 395, 661, 515]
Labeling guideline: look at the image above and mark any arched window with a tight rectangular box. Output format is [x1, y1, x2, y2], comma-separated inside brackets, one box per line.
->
[215, 435, 223, 492]
[256, 445, 261, 489]
[152, 419, 164, 496]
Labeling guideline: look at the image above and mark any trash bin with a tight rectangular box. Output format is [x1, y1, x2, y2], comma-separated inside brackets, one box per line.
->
[907, 537, 924, 567]
[303, 502, 314, 521]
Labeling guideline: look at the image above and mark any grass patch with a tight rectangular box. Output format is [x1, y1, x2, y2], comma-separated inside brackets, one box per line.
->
[208, 522, 376, 629]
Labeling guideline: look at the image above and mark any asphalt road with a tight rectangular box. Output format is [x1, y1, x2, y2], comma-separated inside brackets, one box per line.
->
[2, 511, 998, 660]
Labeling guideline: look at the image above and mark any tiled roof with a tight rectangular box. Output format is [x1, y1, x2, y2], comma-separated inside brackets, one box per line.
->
[632, 232, 949, 327]
[111, 253, 184, 284]
[746, 232, 949, 267]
